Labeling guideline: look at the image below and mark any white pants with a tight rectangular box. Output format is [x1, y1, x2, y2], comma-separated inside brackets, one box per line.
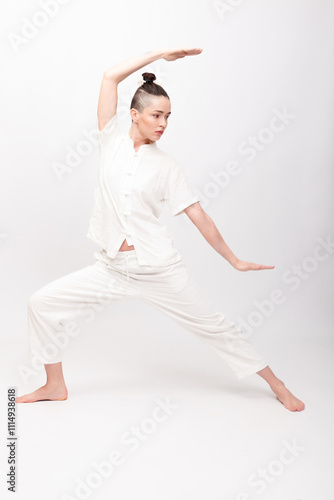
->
[27, 248, 268, 379]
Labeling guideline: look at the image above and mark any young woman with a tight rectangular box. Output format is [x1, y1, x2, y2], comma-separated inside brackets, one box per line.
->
[16, 47, 304, 411]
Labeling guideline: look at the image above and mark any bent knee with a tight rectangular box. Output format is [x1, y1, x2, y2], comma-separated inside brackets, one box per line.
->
[28, 288, 50, 310]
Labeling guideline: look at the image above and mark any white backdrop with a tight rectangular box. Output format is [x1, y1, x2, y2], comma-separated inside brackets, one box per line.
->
[1, 1, 334, 499]
[2, 0, 333, 349]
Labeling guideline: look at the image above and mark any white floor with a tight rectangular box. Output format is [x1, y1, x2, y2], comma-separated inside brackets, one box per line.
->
[1, 313, 333, 500]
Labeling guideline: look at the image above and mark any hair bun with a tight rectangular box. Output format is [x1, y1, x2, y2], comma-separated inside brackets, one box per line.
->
[142, 72, 156, 83]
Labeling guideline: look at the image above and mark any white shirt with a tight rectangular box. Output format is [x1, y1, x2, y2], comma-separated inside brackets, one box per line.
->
[86, 113, 201, 266]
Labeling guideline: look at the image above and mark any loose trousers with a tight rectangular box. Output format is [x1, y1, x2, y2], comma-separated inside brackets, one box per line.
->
[27, 248, 268, 379]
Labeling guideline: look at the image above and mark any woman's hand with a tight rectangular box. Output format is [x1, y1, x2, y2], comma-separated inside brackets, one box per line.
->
[233, 259, 275, 272]
[162, 47, 203, 61]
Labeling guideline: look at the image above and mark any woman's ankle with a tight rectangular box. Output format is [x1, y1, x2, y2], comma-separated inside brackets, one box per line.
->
[269, 379, 286, 392]
[45, 379, 67, 389]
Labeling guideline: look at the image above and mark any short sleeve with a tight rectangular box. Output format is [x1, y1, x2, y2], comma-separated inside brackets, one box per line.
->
[97, 113, 123, 151]
[163, 162, 201, 216]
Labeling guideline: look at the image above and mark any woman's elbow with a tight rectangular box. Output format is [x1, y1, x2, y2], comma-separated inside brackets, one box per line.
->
[185, 202, 210, 226]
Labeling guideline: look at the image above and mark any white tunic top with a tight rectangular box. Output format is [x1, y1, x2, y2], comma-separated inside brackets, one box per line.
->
[86, 113, 201, 266]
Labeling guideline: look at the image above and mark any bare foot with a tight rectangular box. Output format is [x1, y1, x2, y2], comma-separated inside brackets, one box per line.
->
[15, 384, 68, 403]
[272, 382, 305, 411]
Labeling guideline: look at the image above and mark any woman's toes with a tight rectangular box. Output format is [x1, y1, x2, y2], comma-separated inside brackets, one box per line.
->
[276, 391, 305, 412]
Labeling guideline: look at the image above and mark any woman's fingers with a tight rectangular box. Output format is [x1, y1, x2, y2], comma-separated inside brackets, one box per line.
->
[183, 48, 203, 54]
[251, 263, 275, 271]
[235, 260, 275, 271]
[163, 47, 203, 60]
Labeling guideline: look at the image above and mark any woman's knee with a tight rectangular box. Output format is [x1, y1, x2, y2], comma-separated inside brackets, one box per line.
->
[28, 286, 51, 310]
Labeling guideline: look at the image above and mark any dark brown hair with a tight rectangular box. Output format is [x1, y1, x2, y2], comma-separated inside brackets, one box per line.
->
[130, 72, 170, 114]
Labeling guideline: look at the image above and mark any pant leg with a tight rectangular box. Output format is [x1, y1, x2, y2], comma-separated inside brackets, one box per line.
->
[138, 259, 268, 380]
[27, 250, 138, 368]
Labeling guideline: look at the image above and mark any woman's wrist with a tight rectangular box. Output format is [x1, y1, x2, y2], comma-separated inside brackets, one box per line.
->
[151, 47, 166, 60]
[230, 255, 240, 268]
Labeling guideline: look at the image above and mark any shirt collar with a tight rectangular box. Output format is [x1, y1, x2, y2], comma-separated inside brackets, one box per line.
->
[124, 132, 157, 153]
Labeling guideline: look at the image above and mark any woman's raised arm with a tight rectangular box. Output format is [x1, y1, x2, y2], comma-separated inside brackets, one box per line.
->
[97, 47, 203, 130]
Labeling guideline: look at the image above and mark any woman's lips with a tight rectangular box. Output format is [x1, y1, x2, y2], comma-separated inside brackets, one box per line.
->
[155, 131, 163, 135]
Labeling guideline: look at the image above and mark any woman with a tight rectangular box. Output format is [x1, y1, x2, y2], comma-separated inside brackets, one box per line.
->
[16, 47, 304, 411]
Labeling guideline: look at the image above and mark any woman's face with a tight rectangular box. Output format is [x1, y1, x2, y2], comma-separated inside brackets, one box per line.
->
[132, 96, 171, 143]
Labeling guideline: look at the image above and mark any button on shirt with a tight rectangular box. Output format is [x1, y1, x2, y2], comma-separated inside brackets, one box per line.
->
[86, 113, 201, 266]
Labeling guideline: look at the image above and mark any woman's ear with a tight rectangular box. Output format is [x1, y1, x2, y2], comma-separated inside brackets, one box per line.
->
[130, 108, 139, 124]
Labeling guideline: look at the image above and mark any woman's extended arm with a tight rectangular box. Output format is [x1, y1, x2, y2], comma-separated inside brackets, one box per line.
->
[97, 47, 203, 130]
[184, 202, 275, 272]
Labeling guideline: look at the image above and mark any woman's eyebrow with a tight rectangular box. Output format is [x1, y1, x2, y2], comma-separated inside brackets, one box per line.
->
[153, 110, 172, 114]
